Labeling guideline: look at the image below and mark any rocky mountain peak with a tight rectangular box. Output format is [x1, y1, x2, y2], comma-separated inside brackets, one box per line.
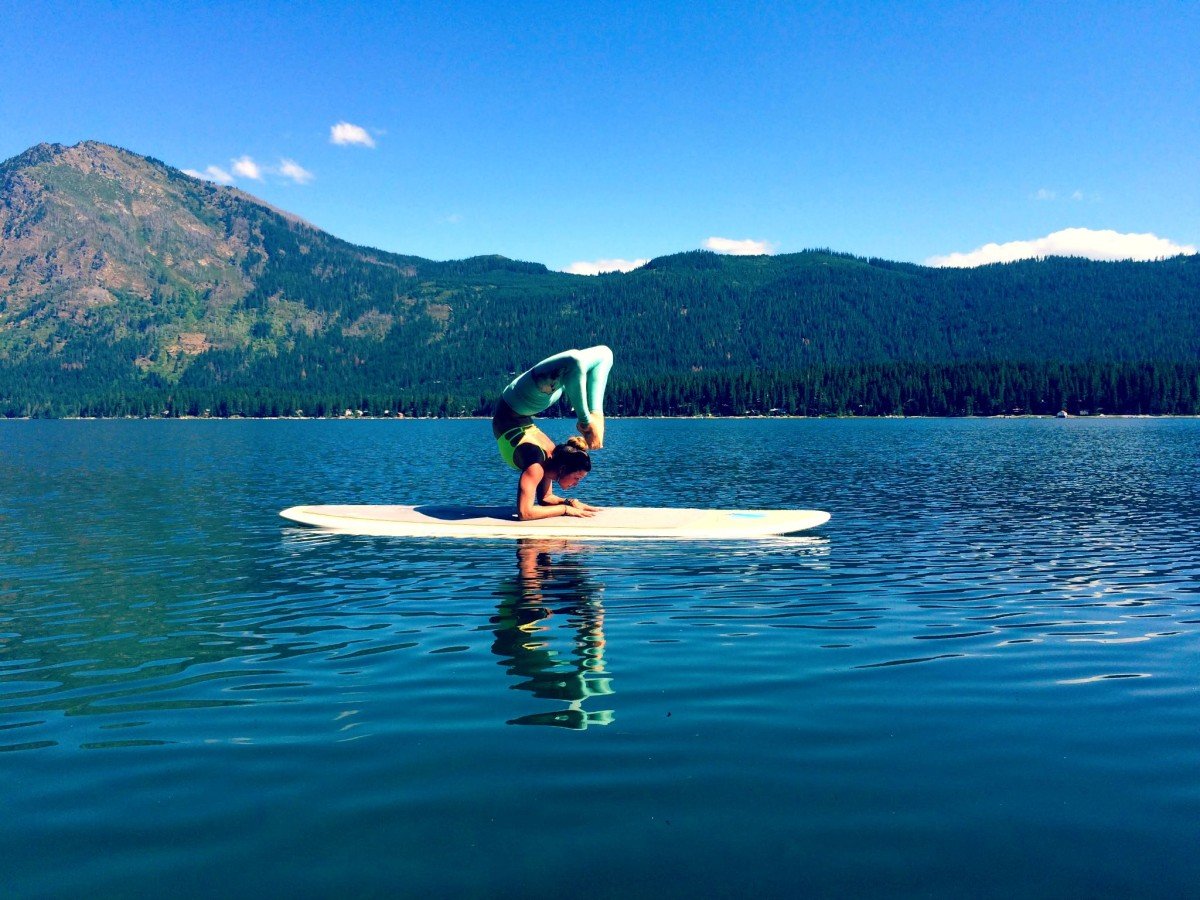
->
[0, 140, 270, 328]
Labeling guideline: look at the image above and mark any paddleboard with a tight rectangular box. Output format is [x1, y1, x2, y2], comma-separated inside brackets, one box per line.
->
[279, 504, 830, 539]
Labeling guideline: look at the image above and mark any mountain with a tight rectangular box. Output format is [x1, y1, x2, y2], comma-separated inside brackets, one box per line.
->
[0, 140, 541, 372]
[1, 141, 1198, 417]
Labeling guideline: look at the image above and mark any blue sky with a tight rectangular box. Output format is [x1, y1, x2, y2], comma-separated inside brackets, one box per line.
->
[2, 0, 1196, 271]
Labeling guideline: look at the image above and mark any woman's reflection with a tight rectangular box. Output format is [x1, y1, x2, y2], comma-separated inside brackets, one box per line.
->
[490, 539, 614, 729]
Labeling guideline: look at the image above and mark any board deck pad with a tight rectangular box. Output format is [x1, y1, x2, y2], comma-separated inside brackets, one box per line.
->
[279, 504, 830, 539]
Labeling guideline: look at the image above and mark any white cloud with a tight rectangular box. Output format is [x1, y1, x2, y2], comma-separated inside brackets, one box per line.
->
[330, 121, 376, 147]
[183, 165, 234, 184]
[232, 155, 263, 180]
[278, 158, 313, 184]
[1034, 187, 1091, 202]
[186, 156, 314, 186]
[927, 228, 1197, 268]
[704, 236, 775, 255]
[564, 258, 649, 276]
[444, 213, 463, 224]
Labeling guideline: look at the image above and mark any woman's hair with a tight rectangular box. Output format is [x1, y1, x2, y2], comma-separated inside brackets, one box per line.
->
[549, 435, 592, 475]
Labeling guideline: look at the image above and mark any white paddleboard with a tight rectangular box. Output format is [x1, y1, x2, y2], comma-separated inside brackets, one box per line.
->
[279, 504, 830, 539]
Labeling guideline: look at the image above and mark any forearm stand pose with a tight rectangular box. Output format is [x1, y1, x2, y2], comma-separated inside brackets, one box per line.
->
[491, 346, 613, 520]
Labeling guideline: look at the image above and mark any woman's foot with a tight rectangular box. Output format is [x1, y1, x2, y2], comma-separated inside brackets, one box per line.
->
[578, 414, 604, 449]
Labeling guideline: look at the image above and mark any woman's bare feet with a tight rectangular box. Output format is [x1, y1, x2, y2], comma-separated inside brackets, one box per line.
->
[577, 414, 605, 449]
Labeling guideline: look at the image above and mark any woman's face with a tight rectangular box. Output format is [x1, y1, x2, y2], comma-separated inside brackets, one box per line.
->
[555, 470, 587, 490]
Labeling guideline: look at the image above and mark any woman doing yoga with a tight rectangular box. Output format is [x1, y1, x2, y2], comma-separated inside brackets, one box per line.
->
[492, 346, 613, 521]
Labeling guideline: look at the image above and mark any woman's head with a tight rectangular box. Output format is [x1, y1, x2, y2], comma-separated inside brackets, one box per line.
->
[550, 435, 592, 488]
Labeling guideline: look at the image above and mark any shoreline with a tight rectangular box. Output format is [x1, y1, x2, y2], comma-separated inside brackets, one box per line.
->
[4, 413, 1196, 422]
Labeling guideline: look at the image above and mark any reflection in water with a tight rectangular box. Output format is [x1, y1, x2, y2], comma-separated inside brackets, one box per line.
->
[490, 540, 614, 729]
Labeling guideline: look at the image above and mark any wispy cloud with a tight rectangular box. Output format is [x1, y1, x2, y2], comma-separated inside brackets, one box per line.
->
[444, 213, 463, 224]
[1033, 187, 1092, 202]
[185, 156, 313, 187]
[704, 236, 776, 255]
[564, 258, 649, 276]
[927, 228, 1197, 268]
[278, 158, 313, 184]
[231, 155, 263, 180]
[330, 121, 376, 147]
[183, 165, 235, 185]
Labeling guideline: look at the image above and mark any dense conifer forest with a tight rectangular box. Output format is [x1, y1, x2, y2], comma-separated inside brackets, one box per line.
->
[4, 360, 1197, 419]
[2, 248, 1199, 418]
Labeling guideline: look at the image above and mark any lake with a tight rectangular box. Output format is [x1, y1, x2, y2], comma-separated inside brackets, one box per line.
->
[2, 418, 1198, 897]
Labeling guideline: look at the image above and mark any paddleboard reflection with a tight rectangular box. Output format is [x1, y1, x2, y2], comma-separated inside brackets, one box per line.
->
[490, 539, 614, 730]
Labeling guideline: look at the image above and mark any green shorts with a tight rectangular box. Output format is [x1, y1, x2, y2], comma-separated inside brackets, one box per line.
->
[492, 399, 546, 471]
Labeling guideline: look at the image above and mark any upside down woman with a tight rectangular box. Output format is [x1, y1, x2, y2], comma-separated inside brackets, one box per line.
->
[492, 345, 613, 521]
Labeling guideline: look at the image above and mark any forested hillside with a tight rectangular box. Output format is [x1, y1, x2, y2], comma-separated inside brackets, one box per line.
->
[2, 142, 1198, 417]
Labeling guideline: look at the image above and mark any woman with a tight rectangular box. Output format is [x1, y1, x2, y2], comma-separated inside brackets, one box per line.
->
[492, 346, 613, 521]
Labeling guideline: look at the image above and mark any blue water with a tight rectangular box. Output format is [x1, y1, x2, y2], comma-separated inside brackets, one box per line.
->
[2, 418, 1199, 897]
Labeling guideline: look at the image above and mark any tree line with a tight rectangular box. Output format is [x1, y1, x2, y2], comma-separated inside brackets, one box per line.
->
[3, 360, 1196, 418]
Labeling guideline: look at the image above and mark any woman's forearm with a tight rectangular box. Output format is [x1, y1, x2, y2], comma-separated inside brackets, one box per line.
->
[517, 502, 570, 521]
